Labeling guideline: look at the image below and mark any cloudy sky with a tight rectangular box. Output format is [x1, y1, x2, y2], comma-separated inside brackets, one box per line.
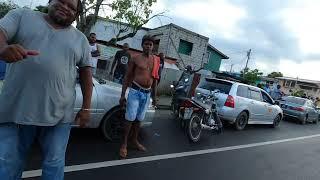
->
[11, 0, 320, 81]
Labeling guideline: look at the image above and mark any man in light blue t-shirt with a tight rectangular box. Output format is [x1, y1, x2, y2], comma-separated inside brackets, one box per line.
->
[0, 0, 93, 179]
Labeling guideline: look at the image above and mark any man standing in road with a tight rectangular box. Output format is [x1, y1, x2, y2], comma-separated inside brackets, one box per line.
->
[89, 32, 100, 76]
[0, 0, 93, 179]
[119, 35, 159, 158]
[110, 43, 131, 84]
[158, 52, 165, 85]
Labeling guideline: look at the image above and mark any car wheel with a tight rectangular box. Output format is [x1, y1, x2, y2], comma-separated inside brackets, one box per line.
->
[313, 117, 318, 124]
[100, 107, 125, 142]
[301, 115, 307, 125]
[272, 114, 281, 128]
[235, 112, 248, 131]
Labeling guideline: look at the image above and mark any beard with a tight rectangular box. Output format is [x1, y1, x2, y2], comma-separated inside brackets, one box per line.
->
[48, 9, 75, 27]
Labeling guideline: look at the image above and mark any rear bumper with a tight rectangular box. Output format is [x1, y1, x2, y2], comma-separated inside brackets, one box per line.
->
[218, 107, 238, 123]
[283, 109, 305, 121]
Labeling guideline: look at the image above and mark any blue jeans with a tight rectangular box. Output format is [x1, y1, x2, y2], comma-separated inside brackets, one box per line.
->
[0, 123, 71, 180]
[125, 88, 151, 121]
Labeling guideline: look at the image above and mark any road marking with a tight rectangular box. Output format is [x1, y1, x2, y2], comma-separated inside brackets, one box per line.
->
[22, 133, 320, 178]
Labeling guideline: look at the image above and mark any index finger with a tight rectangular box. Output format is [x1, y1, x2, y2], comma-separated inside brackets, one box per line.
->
[27, 50, 40, 56]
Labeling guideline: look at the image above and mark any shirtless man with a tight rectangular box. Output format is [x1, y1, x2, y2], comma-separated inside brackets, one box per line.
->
[119, 35, 159, 158]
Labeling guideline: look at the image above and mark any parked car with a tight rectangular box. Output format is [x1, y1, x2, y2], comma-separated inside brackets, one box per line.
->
[195, 78, 283, 130]
[0, 78, 155, 141]
[280, 96, 318, 124]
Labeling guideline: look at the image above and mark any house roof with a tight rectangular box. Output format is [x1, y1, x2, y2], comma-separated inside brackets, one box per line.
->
[275, 77, 320, 84]
[152, 23, 209, 40]
[96, 17, 151, 31]
[207, 44, 229, 59]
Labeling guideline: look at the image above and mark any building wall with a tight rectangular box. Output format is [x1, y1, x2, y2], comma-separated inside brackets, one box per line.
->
[91, 19, 148, 51]
[149, 24, 209, 69]
[204, 48, 223, 72]
[278, 79, 320, 97]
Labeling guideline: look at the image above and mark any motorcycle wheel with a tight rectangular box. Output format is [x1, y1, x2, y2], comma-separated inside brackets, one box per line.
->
[186, 113, 202, 143]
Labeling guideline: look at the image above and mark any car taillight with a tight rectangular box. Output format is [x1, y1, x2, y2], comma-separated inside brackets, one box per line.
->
[224, 95, 235, 108]
[290, 107, 305, 112]
[180, 100, 193, 108]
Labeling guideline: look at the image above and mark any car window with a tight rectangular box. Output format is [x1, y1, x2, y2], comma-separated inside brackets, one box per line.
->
[237, 85, 249, 98]
[286, 97, 306, 105]
[306, 101, 315, 108]
[198, 78, 232, 94]
[249, 90, 262, 102]
[261, 91, 273, 104]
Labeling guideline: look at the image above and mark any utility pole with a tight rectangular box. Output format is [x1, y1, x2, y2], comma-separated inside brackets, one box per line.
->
[244, 49, 252, 70]
[230, 64, 234, 73]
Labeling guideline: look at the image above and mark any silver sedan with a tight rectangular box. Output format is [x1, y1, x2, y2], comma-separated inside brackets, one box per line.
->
[280, 96, 318, 124]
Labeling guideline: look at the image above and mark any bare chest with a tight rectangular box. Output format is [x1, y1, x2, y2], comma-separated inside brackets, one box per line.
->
[135, 57, 154, 72]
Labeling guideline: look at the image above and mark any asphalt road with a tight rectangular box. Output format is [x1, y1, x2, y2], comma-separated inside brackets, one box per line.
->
[24, 110, 320, 180]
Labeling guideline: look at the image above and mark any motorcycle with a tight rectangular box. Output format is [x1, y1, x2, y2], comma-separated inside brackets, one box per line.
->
[170, 66, 203, 117]
[179, 90, 222, 143]
[170, 77, 190, 117]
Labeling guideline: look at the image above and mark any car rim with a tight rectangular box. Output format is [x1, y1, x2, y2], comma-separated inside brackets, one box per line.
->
[274, 116, 280, 126]
[189, 116, 202, 140]
[238, 115, 246, 127]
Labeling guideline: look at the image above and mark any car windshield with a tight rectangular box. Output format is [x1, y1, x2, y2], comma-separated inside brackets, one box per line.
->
[286, 97, 306, 105]
[198, 78, 232, 94]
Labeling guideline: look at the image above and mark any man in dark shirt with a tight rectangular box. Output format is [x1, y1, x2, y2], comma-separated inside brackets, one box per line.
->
[110, 43, 131, 84]
[158, 52, 165, 84]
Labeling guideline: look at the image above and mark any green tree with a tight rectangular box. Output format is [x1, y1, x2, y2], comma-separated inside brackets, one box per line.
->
[0, 1, 19, 18]
[77, 0, 164, 43]
[34, 0, 164, 44]
[241, 68, 263, 85]
[291, 89, 305, 97]
[267, 72, 283, 78]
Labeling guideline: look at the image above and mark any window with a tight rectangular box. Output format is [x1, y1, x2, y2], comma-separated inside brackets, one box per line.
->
[178, 39, 193, 56]
[249, 90, 262, 102]
[285, 80, 291, 87]
[198, 79, 232, 94]
[286, 97, 306, 105]
[261, 91, 273, 104]
[237, 85, 249, 98]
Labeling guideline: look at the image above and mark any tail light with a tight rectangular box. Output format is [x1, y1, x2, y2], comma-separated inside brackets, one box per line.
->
[180, 100, 193, 108]
[224, 95, 235, 108]
[290, 106, 305, 112]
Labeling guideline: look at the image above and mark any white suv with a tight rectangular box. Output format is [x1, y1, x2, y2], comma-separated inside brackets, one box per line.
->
[195, 78, 283, 130]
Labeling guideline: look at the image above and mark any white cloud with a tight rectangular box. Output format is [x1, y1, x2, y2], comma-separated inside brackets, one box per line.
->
[168, 0, 247, 39]
[281, 0, 320, 55]
[279, 59, 320, 81]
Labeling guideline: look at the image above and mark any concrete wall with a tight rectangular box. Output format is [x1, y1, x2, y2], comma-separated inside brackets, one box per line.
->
[278, 79, 320, 97]
[149, 24, 209, 70]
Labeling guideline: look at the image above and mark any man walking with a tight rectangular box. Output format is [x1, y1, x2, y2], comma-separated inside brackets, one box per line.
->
[119, 35, 159, 158]
[0, 0, 93, 179]
[110, 43, 131, 84]
[88, 32, 100, 76]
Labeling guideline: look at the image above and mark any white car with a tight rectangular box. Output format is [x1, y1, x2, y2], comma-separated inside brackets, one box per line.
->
[195, 78, 283, 130]
[0, 78, 155, 141]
